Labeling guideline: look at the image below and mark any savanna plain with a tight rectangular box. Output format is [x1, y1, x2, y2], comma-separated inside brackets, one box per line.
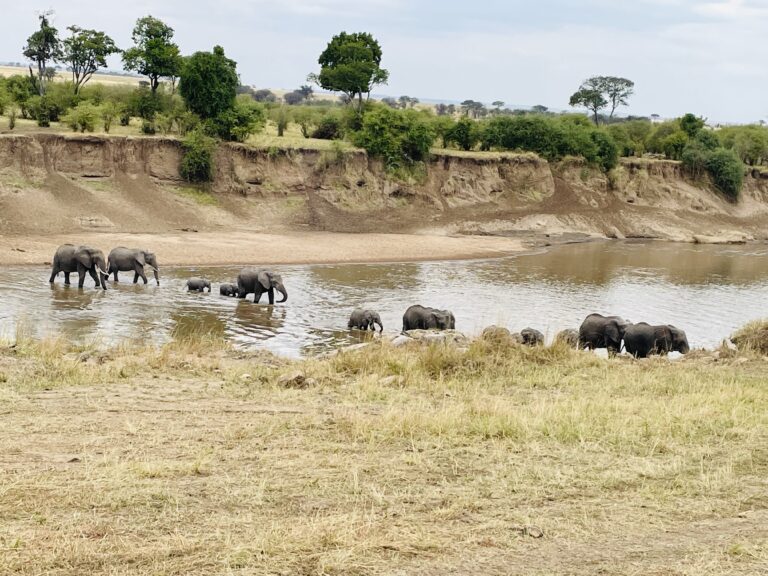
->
[1, 326, 767, 575]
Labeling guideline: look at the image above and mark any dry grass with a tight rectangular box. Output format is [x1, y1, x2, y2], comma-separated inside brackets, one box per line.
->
[1, 334, 767, 575]
[731, 319, 768, 355]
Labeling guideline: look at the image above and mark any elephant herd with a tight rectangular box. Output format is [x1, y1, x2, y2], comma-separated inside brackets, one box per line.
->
[48, 244, 690, 359]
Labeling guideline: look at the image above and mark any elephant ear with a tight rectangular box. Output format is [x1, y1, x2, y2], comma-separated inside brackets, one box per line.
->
[257, 270, 271, 290]
[655, 326, 673, 346]
[135, 252, 146, 266]
[75, 249, 92, 268]
[605, 322, 621, 344]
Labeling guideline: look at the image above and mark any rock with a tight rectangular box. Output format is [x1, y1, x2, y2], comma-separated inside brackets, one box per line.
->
[482, 326, 512, 342]
[692, 234, 748, 245]
[553, 328, 580, 348]
[390, 335, 414, 348]
[403, 329, 470, 347]
[606, 226, 625, 240]
[510, 332, 524, 344]
[240, 373, 252, 382]
[520, 328, 545, 346]
[277, 370, 313, 389]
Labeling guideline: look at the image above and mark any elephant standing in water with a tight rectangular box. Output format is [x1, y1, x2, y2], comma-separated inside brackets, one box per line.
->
[402, 305, 455, 331]
[187, 278, 211, 292]
[624, 323, 690, 358]
[107, 247, 159, 285]
[237, 268, 288, 304]
[348, 308, 383, 332]
[578, 313, 631, 355]
[49, 244, 109, 290]
[219, 283, 239, 297]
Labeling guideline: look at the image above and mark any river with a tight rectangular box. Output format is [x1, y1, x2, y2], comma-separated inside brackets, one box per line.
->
[1, 240, 766, 357]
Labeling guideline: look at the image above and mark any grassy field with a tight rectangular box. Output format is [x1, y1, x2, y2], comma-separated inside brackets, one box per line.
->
[0, 66, 141, 87]
[1, 331, 767, 575]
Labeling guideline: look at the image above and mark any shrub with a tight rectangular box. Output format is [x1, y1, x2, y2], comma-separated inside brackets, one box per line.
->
[705, 149, 743, 199]
[180, 130, 216, 182]
[100, 101, 122, 133]
[351, 106, 435, 169]
[695, 129, 720, 151]
[731, 320, 768, 355]
[661, 130, 688, 160]
[681, 142, 709, 179]
[27, 95, 64, 127]
[141, 120, 156, 135]
[293, 107, 319, 138]
[206, 99, 265, 142]
[271, 106, 290, 137]
[7, 106, 17, 130]
[61, 102, 99, 132]
[446, 117, 479, 151]
[312, 113, 343, 140]
[0, 84, 9, 115]
[590, 130, 619, 171]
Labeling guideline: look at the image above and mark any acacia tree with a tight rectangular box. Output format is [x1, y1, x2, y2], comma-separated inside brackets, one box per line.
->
[122, 16, 181, 94]
[570, 76, 634, 124]
[62, 26, 120, 94]
[23, 12, 61, 96]
[309, 31, 389, 112]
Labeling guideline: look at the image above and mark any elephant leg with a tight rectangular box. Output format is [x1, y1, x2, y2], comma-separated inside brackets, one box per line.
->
[49, 267, 58, 283]
[268, 287, 275, 305]
[133, 272, 139, 284]
[134, 264, 148, 284]
[254, 290, 262, 304]
[113, 270, 119, 282]
[64, 272, 71, 285]
[77, 264, 87, 288]
[88, 267, 99, 288]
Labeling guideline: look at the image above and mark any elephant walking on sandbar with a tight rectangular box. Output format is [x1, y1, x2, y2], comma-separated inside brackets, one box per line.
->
[402, 305, 455, 332]
[578, 313, 631, 355]
[237, 268, 288, 304]
[107, 247, 159, 285]
[348, 308, 383, 331]
[49, 244, 109, 290]
[624, 323, 690, 358]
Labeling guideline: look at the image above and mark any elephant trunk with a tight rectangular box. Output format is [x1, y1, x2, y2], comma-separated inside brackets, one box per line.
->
[276, 284, 288, 303]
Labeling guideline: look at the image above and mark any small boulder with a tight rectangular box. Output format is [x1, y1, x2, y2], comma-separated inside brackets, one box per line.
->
[553, 328, 580, 348]
[520, 328, 545, 346]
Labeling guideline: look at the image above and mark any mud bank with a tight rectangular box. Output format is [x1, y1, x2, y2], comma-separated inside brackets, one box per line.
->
[1, 133, 767, 248]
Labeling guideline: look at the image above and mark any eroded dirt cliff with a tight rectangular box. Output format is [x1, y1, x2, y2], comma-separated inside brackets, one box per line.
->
[1, 133, 766, 242]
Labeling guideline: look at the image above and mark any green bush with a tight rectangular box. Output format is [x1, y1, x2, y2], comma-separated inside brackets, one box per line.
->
[61, 102, 99, 133]
[661, 130, 688, 160]
[180, 130, 216, 182]
[446, 117, 479, 151]
[206, 99, 264, 142]
[100, 101, 122, 133]
[7, 106, 17, 130]
[681, 141, 709, 179]
[705, 149, 744, 199]
[351, 106, 435, 168]
[27, 95, 64, 127]
[312, 113, 343, 140]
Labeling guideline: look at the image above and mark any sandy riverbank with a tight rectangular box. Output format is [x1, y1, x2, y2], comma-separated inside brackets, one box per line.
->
[0, 230, 525, 267]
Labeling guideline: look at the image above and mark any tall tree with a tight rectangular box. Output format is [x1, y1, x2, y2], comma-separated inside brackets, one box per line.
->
[599, 76, 635, 118]
[122, 16, 181, 94]
[309, 31, 389, 112]
[178, 45, 238, 119]
[62, 26, 120, 94]
[569, 88, 607, 125]
[23, 12, 61, 96]
[570, 76, 634, 124]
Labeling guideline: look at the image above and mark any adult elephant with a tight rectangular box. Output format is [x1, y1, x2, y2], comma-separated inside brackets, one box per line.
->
[578, 313, 630, 355]
[49, 244, 109, 290]
[624, 323, 690, 358]
[237, 268, 288, 304]
[348, 308, 383, 332]
[402, 305, 455, 332]
[107, 247, 159, 285]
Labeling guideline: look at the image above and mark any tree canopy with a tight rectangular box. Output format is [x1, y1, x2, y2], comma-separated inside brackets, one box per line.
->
[23, 12, 61, 96]
[122, 16, 182, 94]
[570, 76, 634, 124]
[62, 26, 120, 94]
[178, 45, 238, 119]
[311, 32, 389, 112]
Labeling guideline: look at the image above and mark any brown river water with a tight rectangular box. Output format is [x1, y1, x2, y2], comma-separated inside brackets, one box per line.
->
[1, 240, 767, 358]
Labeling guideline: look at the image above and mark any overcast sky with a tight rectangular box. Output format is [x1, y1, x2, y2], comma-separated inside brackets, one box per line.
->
[2, 0, 766, 123]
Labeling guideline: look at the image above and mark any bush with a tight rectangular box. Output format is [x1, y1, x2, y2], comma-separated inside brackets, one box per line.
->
[446, 117, 479, 151]
[61, 102, 99, 133]
[206, 100, 264, 142]
[351, 106, 435, 169]
[312, 113, 343, 140]
[180, 130, 216, 182]
[7, 106, 17, 130]
[100, 101, 122, 133]
[590, 130, 619, 171]
[661, 130, 688, 160]
[27, 95, 64, 127]
[293, 107, 319, 138]
[141, 120, 156, 135]
[705, 149, 743, 199]
[681, 142, 709, 179]
[731, 320, 768, 355]
[271, 106, 290, 137]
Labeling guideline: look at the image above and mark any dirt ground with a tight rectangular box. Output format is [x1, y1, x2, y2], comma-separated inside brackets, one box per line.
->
[0, 230, 524, 266]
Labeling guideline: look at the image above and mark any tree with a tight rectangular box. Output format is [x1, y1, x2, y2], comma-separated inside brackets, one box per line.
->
[122, 16, 182, 94]
[680, 113, 706, 138]
[381, 97, 399, 109]
[569, 88, 607, 125]
[253, 89, 277, 103]
[62, 26, 120, 94]
[297, 84, 314, 100]
[310, 31, 389, 112]
[283, 90, 305, 105]
[532, 104, 549, 114]
[570, 76, 634, 124]
[179, 45, 238, 119]
[492, 101, 504, 111]
[23, 12, 61, 96]
[460, 100, 485, 119]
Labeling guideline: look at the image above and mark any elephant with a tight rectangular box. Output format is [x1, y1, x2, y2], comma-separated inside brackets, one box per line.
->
[521, 328, 545, 346]
[219, 283, 239, 297]
[554, 328, 580, 348]
[107, 247, 159, 285]
[578, 313, 631, 355]
[348, 308, 383, 332]
[187, 277, 211, 292]
[237, 268, 288, 304]
[49, 244, 109, 290]
[624, 323, 690, 358]
[402, 305, 456, 332]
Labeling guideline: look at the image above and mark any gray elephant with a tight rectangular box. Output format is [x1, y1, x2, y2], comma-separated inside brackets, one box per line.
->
[107, 247, 159, 285]
[554, 328, 580, 348]
[237, 268, 288, 304]
[402, 305, 456, 332]
[49, 244, 109, 290]
[348, 308, 383, 331]
[521, 328, 545, 346]
[187, 277, 211, 292]
[578, 313, 631, 355]
[624, 323, 690, 358]
[219, 283, 239, 297]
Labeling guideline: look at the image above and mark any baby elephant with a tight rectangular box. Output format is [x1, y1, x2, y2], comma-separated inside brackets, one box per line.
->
[624, 323, 690, 358]
[348, 308, 383, 332]
[187, 277, 211, 292]
[219, 283, 239, 297]
[520, 328, 545, 346]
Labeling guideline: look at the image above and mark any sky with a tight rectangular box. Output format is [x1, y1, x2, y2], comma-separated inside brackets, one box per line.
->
[1, 0, 767, 123]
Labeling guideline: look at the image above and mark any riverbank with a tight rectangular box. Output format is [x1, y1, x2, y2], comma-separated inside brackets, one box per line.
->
[0, 230, 525, 266]
[1, 334, 766, 575]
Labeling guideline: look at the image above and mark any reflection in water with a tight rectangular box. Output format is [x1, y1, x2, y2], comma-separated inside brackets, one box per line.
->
[2, 240, 768, 356]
